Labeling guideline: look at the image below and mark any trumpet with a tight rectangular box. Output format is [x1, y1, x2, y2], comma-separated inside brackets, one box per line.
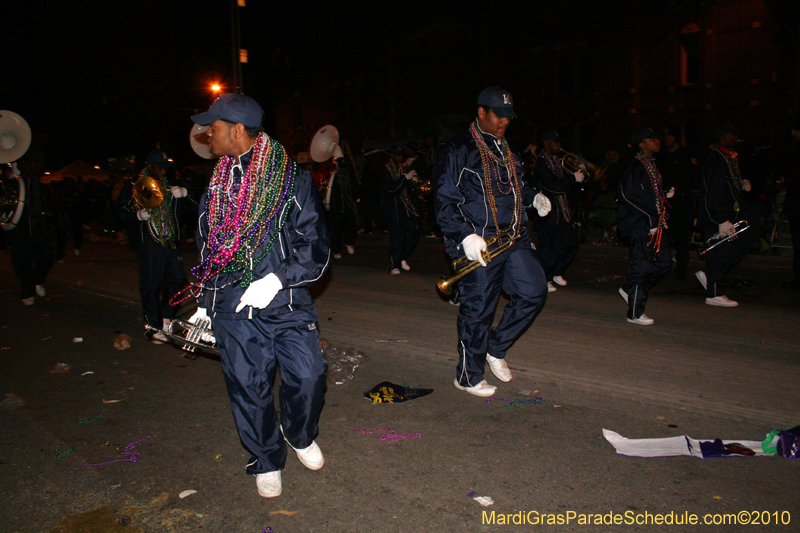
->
[145, 318, 219, 358]
[700, 220, 749, 256]
[437, 233, 515, 295]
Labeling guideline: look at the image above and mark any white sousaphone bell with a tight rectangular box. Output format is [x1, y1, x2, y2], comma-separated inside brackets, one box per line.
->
[189, 123, 214, 159]
[0, 111, 32, 231]
[309, 125, 344, 211]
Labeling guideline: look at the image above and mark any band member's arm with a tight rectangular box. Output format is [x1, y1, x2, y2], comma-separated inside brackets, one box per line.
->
[433, 144, 479, 245]
[619, 163, 658, 231]
[701, 154, 737, 225]
[384, 168, 412, 195]
[533, 160, 571, 196]
[274, 169, 331, 289]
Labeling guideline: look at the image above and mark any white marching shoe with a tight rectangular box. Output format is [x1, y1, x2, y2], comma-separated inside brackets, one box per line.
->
[627, 314, 654, 326]
[706, 295, 738, 307]
[486, 354, 512, 382]
[552, 275, 567, 287]
[256, 471, 282, 498]
[454, 379, 497, 397]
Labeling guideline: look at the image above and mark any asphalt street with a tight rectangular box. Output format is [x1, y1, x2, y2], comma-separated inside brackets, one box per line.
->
[1, 234, 799, 533]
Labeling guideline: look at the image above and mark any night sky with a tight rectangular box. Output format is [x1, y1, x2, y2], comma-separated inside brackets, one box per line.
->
[7, 0, 661, 172]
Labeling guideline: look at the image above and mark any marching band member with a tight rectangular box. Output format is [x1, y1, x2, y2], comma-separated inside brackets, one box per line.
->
[5, 159, 53, 306]
[189, 93, 330, 498]
[533, 131, 585, 292]
[381, 146, 420, 274]
[434, 87, 551, 397]
[618, 128, 674, 325]
[696, 123, 752, 307]
[115, 150, 193, 343]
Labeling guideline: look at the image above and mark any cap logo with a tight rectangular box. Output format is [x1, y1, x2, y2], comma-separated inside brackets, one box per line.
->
[503, 94, 511, 105]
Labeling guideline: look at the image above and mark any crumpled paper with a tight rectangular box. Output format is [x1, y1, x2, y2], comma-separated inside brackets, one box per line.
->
[113, 334, 132, 350]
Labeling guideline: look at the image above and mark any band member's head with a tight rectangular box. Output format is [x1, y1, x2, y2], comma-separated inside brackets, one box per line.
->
[711, 123, 739, 148]
[541, 131, 562, 155]
[146, 149, 170, 179]
[662, 125, 680, 149]
[631, 128, 661, 156]
[387, 146, 404, 165]
[192, 93, 265, 157]
[476, 87, 515, 138]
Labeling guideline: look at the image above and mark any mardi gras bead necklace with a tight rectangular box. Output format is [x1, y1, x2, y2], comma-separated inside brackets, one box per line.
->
[636, 152, 668, 215]
[469, 121, 523, 237]
[137, 167, 178, 247]
[193, 132, 296, 290]
[713, 146, 744, 192]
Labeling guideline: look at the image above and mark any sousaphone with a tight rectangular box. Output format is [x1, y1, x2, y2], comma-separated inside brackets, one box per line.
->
[309, 125, 343, 211]
[0, 111, 31, 231]
[189, 124, 214, 159]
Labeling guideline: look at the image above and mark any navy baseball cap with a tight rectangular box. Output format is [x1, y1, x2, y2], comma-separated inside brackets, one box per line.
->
[477, 87, 517, 119]
[541, 131, 562, 143]
[631, 128, 660, 146]
[191, 93, 264, 128]
[146, 149, 170, 168]
[711, 123, 739, 141]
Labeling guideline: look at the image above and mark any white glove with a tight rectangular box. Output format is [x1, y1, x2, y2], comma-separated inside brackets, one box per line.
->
[188, 307, 209, 324]
[404, 169, 419, 181]
[719, 220, 734, 237]
[533, 193, 551, 217]
[666, 187, 675, 198]
[573, 171, 585, 183]
[137, 209, 151, 221]
[649, 227, 658, 235]
[741, 179, 752, 192]
[170, 186, 188, 198]
[462, 234, 487, 267]
[236, 273, 283, 313]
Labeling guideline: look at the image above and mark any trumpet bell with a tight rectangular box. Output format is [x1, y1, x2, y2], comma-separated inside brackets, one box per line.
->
[310, 125, 340, 163]
[0, 111, 31, 164]
[133, 175, 164, 209]
[189, 124, 214, 159]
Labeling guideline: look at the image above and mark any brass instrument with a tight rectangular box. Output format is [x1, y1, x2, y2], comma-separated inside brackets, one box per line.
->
[556, 149, 606, 182]
[132, 174, 165, 209]
[145, 318, 219, 358]
[0, 111, 32, 231]
[437, 234, 515, 295]
[399, 163, 431, 196]
[700, 220, 749, 256]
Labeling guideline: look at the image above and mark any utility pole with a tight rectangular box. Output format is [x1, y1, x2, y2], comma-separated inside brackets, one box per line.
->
[231, 0, 244, 93]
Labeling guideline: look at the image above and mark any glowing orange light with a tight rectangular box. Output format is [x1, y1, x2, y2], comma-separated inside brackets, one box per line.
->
[211, 84, 221, 92]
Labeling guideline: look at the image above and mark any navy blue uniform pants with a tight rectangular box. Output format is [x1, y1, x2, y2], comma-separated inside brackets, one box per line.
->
[9, 229, 53, 299]
[702, 225, 750, 298]
[213, 307, 327, 475]
[537, 223, 579, 281]
[455, 238, 547, 387]
[388, 213, 419, 269]
[622, 232, 673, 318]
[135, 239, 186, 328]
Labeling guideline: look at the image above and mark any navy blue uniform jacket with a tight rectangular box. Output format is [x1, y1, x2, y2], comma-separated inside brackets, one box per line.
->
[699, 150, 744, 229]
[618, 157, 660, 238]
[434, 123, 540, 258]
[196, 163, 330, 320]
